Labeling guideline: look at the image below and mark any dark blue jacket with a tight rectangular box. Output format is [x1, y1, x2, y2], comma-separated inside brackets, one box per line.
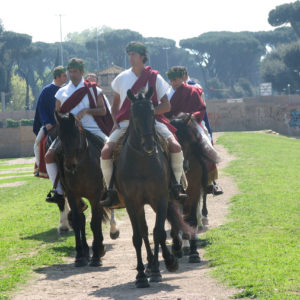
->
[33, 83, 60, 135]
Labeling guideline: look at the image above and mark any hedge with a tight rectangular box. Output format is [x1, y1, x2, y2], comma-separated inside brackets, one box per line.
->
[6, 118, 34, 128]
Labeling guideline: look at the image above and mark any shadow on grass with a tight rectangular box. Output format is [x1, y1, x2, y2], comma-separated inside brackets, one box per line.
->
[21, 228, 73, 243]
[34, 263, 115, 280]
[89, 281, 181, 300]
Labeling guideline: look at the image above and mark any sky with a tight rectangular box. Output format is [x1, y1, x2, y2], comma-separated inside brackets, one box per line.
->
[0, 0, 291, 44]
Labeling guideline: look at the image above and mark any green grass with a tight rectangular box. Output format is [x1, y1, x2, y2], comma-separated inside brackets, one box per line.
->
[205, 132, 300, 299]
[0, 159, 123, 299]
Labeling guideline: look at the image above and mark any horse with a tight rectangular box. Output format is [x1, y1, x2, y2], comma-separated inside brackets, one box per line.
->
[113, 88, 191, 288]
[54, 111, 111, 267]
[45, 126, 120, 238]
[170, 113, 220, 262]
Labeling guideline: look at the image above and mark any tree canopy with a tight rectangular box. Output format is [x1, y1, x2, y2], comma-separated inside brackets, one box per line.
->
[268, 1, 300, 38]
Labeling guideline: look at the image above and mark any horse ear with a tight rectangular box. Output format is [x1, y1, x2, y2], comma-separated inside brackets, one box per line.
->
[184, 113, 192, 124]
[69, 113, 75, 123]
[127, 89, 136, 102]
[145, 87, 153, 100]
[54, 111, 62, 124]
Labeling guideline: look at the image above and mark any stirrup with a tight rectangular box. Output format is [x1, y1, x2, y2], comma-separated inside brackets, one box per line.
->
[172, 184, 188, 203]
[99, 189, 119, 208]
[46, 190, 64, 204]
[212, 182, 223, 196]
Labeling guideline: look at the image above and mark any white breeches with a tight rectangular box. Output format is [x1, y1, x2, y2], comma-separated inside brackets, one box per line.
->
[34, 127, 45, 167]
[107, 120, 173, 143]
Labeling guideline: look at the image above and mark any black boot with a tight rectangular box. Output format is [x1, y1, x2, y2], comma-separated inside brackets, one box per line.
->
[99, 189, 120, 208]
[46, 190, 65, 205]
[172, 184, 188, 203]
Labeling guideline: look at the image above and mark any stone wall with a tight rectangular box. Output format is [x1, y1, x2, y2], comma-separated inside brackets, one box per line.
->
[0, 126, 35, 158]
[206, 95, 300, 136]
[1, 94, 300, 158]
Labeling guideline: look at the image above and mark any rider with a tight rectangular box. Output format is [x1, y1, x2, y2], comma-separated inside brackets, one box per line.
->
[100, 41, 187, 207]
[33, 66, 67, 175]
[45, 58, 112, 204]
[182, 67, 223, 195]
[165, 66, 221, 194]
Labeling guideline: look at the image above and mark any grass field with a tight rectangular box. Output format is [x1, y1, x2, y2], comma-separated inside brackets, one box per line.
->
[0, 158, 122, 299]
[1, 132, 299, 299]
[205, 132, 300, 299]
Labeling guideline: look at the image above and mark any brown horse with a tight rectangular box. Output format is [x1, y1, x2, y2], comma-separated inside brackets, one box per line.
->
[113, 88, 191, 288]
[170, 113, 219, 262]
[54, 111, 109, 267]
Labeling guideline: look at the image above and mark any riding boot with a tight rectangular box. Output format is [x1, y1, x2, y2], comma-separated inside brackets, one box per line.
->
[99, 189, 120, 208]
[172, 184, 188, 204]
[46, 190, 65, 206]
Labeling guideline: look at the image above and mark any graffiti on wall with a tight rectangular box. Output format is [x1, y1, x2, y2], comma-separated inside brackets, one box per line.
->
[289, 110, 300, 127]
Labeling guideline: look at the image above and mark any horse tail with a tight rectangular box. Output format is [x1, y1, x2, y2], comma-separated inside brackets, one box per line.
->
[167, 201, 193, 237]
[101, 207, 110, 223]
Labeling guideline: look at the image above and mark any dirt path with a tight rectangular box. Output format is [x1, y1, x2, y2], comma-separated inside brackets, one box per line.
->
[12, 133, 241, 300]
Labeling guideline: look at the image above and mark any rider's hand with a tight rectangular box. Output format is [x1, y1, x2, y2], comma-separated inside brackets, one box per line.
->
[45, 124, 53, 131]
[111, 122, 120, 133]
[77, 109, 88, 120]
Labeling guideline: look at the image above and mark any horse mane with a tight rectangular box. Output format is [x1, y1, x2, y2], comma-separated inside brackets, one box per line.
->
[171, 113, 220, 165]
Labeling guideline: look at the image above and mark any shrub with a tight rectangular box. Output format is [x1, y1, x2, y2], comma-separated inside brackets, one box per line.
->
[6, 119, 20, 128]
[20, 119, 34, 126]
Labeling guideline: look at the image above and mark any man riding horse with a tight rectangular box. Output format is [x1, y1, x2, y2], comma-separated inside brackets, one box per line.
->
[45, 58, 113, 205]
[165, 66, 220, 189]
[100, 41, 187, 207]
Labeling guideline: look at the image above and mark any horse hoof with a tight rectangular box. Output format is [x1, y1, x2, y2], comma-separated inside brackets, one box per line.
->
[172, 246, 183, 259]
[99, 246, 106, 257]
[150, 272, 162, 282]
[89, 258, 102, 267]
[189, 253, 201, 263]
[165, 256, 178, 272]
[183, 246, 190, 256]
[145, 267, 151, 278]
[135, 278, 150, 288]
[75, 257, 88, 267]
[58, 226, 70, 234]
[202, 216, 209, 225]
[110, 230, 120, 240]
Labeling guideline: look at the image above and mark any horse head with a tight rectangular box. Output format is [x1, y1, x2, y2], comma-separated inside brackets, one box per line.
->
[127, 87, 156, 155]
[55, 111, 87, 174]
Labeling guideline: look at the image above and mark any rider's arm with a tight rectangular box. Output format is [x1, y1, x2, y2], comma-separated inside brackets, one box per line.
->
[76, 93, 107, 119]
[110, 93, 121, 130]
[154, 95, 171, 115]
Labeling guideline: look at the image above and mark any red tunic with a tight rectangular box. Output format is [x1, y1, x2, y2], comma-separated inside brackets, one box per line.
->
[165, 83, 206, 122]
[116, 66, 176, 135]
[60, 81, 113, 135]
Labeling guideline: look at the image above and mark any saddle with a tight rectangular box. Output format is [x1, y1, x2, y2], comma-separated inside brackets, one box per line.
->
[110, 129, 187, 208]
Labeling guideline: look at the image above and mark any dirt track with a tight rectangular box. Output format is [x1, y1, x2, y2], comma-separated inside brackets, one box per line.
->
[12, 133, 241, 300]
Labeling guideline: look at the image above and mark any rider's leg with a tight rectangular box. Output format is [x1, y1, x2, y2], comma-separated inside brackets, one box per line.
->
[34, 127, 45, 170]
[155, 122, 187, 201]
[100, 142, 115, 189]
[45, 139, 64, 203]
[100, 125, 128, 207]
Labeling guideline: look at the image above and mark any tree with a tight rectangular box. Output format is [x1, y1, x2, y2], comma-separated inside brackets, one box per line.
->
[268, 1, 300, 39]
[180, 32, 264, 88]
[260, 43, 300, 93]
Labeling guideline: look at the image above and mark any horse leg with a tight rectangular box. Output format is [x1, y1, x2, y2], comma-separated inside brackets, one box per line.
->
[151, 199, 176, 281]
[127, 205, 149, 288]
[187, 203, 201, 264]
[89, 199, 105, 267]
[68, 194, 89, 267]
[109, 209, 120, 240]
[201, 192, 209, 226]
[170, 226, 183, 258]
[57, 198, 71, 234]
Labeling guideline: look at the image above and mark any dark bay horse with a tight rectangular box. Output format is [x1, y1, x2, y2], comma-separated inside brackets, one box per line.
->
[170, 113, 220, 262]
[54, 111, 109, 267]
[114, 88, 191, 288]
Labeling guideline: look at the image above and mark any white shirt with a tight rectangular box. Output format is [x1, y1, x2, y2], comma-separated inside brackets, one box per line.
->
[55, 78, 102, 131]
[111, 68, 170, 106]
[167, 87, 175, 100]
